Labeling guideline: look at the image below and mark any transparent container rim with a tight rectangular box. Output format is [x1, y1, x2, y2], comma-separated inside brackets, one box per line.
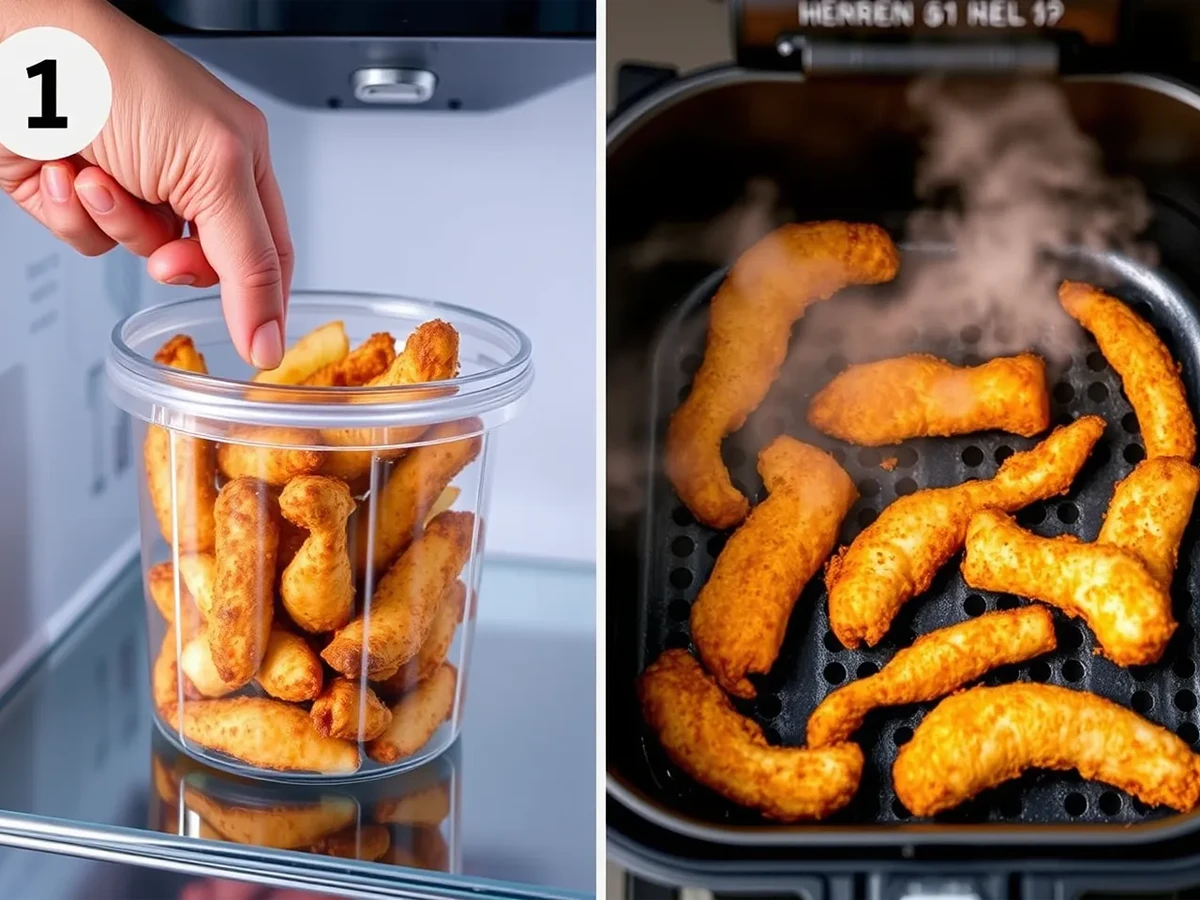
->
[106, 290, 534, 431]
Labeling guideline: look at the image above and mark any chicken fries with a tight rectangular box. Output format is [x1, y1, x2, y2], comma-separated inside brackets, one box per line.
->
[279, 475, 356, 633]
[216, 426, 325, 487]
[638, 650, 863, 821]
[374, 579, 466, 696]
[691, 437, 856, 698]
[894, 684, 1200, 816]
[808, 352, 1050, 446]
[367, 663, 458, 765]
[665, 222, 899, 529]
[304, 332, 396, 388]
[1099, 456, 1200, 587]
[311, 678, 393, 741]
[252, 320, 349, 386]
[807, 607, 1057, 748]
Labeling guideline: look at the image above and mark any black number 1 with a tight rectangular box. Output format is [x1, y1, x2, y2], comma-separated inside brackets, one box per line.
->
[27, 59, 68, 129]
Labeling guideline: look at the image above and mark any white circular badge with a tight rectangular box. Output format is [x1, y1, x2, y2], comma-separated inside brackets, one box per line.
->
[0, 26, 112, 161]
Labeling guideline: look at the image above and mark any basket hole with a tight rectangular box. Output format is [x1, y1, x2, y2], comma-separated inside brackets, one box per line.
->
[1130, 665, 1154, 682]
[857, 661, 879, 678]
[1132, 690, 1154, 713]
[892, 798, 911, 820]
[1087, 382, 1109, 403]
[665, 631, 690, 650]
[761, 725, 781, 745]
[825, 353, 848, 374]
[1132, 798, 1152, 816]
[1059, 622, 1085, 651]
[1056, 502, 1079, 525]
[1098, 791, 1123, 815]
[892, 725, 913, 746]
[1086, 351, 1107, 372]
[1028, 660, 1052, 683]
[996, 595, 1020, 611]
[671, 536, 695, 557]
[667, 599, 690, 622]
[857, 447, 882, 468]
[962, 446, 984, 467]
[964, 594, 987, 617]
[1179, 722, 1200, 747]
[1122, 412, 1141, 434]
[1124, 444, 1146, 465]
[672, 507, 694, 527]
[857, 508, 878, 528]
[1092, 443, 1112, 467]
[830, 447, 847, 464]
[1063, 792, 1087, 817]
[725, 446, 747, 468]
[895, 446, 919, 468]
[1175, 658, 1196, 679]
[998, 794, 1022, 819]
[1063, 659, 1085, 682]
[857, 478, 881, 498]
[994, 665, 1019, 684]
[824, 630, 844, 653]
[680, 353, 701, 376]
[1053, 382, 1075, 403]
[1018, 503, 1047, 526]
[994, 446, 1014, 465]
[963, 352, 983, 367]
[757, 694, 782, 720]
[995, 325, 1013, 344]
[960, 324, 982, 344]
[823, 662, 847, 685]
[1176, 690, 1197, 712]
[1178, 624, 1196, 644]
[669, 569, 693, 590]
[895, 477, 918, 497]
[1132, 300, 1154, 320]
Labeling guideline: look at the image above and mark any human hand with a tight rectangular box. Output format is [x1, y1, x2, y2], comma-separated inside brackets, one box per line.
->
[0, 0, 293, 368]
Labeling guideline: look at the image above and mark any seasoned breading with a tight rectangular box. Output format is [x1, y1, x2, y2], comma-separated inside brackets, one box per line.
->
[304, 332, 396, 387]
[1059, 281, 1195, 460]
[1099, 456, 1200, 587]
[826, 416, 1105, 648]
[691, 437, 856, 698]
[962, 509, 1175, 666]
[665, 222, 899, 529]
[637, 649, 864, 821]
[807, 606, 1057, 748]
[366, 663, 458, 765]
[808, 352, 1050, 446]
[893, 683, 1200, 816]
[279, 475, 357, 633]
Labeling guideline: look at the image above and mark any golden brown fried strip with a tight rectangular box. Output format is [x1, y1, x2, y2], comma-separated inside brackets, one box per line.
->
[353, 419, 482, 576]
[374, 783, 451, 826]
[1059, 281, 1195, 460]
[279, 475, 356, 633]
[153, 628, 200, 714]
[1098, 457, 1200, 587]
[311, 678, 393, 741]
[373, 580, 466, 696]
[323, 512, 475, 680]
[256, 628, 324, 702]
[962, 509, 1175, 665]
[893, 683, 1200, 816]
[304, 332, 397, 387]
[180, 631, 238, 698]
[216, 426, 325, 487]
[367, 663, 458, 765]
[178, 553, 216, 620]
[665, 222, 899, 530]
[827, 416, 1105, 648]
[209, 478, 278, 687]
[312, 824, 392, 861]
[147, 562, 203, 638]
[808, 352, 1050, 446]
[252, 320, 350, 385]
[807, 607, 1057, 748]
[144, 335, 218, 552]
[691, 438, 856, 698]
[165, 697, 360, 774]
[184, 787, 357, 849]
[638, 650, 863, 821]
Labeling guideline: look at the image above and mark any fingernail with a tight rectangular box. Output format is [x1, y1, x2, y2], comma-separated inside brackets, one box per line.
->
[165, 274, 196, 286]
[77, 182, 114, 214]
[250, 320, 283, 369]
[43, 165, 71, 204]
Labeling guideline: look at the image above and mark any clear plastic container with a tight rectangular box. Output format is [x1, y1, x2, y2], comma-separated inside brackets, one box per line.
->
[107, 292, 533, 781]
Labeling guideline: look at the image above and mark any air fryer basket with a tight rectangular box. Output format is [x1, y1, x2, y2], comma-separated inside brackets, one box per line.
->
[608, 70, 1200, 846]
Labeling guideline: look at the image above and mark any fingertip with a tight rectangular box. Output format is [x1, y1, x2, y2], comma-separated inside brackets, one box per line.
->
[250, 320, 283, 370]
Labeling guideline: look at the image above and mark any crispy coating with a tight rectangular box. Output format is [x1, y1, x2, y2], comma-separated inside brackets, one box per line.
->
[153, 628, 200, 714]
[304, 332, 396, 387]
[827, 416, 1105, 648]
[216, 426, 325, 487]
[311, 678, 393, 741]
[963, 509, 1175, 665]
[691, 438, 856, 698]
[373, 580, 466, 696]
[279, 475, 357, 633]
[807, 607, 1057, 748]
[665, 222, 899, 530]
[808, 352, 1050, 446]
[323, 511, 475, 680]
[366, 663, 458, 764]
[256, 628, 324, 702]
[354, 419, 482, 576]
[180, 631, 238, 698]
[210, 478, 279, 687]
[638, 650, 863, 821]
[1099, 457, 1200, 587]
[178, 553, 216, 620]
[147, 562, 203, 638]
[1059, 281, 1195, 460]
[252, 320, 350, 385]
[144, 335, 218, 552]
[374, 783, 451, 826]
[312, 824, 392, 861]
[893, 683, 1200, 816]
[165, 697, 360, 774]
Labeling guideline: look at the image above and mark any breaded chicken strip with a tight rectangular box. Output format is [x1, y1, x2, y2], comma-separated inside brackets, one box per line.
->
[304, 332, 396, 387]
[366, 663, 458, 765]
[638, 650, 863, 821]
[827, 416, 1105, 648]
[1099, 457, 1200, 587]
[691, 437, 857, 698]
[894, 683, 1200, 816]
[962, 509, 1175, 666]
[808, 353, 1050, 446]
[1059, 281, 1195, 460]
[666, 222, 899, 529]
[807, 606, 1056, 748]
[279, 475, 357, 633]
[216, 426, 325, 487]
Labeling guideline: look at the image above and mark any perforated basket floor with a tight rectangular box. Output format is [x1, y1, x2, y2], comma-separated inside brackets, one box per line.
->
[638, 248, 1200, 828]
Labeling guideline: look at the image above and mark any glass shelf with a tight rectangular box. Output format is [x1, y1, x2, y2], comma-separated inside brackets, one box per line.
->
[0, 557, 596, 899]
